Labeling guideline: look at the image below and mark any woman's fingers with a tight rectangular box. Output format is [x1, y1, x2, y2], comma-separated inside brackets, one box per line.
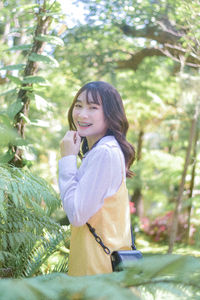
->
[74, 131, 81, 144]
[60, 131, 81, 157]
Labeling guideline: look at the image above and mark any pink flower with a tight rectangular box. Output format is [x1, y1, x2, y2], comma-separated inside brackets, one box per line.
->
[129, 202, 136, 214]
[160, 225, 166, 232]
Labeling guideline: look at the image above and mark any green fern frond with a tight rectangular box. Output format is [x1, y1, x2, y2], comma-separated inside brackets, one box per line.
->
[0, 163, 67, 278]
[0, 163, 60, 218]
[51, 256, 69, 274]
[0, 250, 16, 262]
[23, 228, 70, 278]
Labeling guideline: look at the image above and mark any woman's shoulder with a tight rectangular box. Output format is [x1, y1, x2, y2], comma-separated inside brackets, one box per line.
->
[82, 136, 124, 166]
[82, 136, 126, 180]
[96, 135, 121, 150]
[93, 136, 121, 153]
[94, 136, 126, 182]
[92, 136, 125, 165]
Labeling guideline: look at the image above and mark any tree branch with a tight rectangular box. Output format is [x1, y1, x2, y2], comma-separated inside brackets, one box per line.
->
[116, 46, 200, 71]
[120, 21, 183, 45]
[117, 18, 200, 70]
[116, 48, 165, 70]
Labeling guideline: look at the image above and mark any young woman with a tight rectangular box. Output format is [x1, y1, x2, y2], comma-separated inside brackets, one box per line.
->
[59, 81, 135, 276]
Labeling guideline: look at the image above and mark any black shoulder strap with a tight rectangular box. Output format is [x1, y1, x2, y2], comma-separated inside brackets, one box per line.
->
[86, 223, 137, 253]
[86, 223, 110, 254]
[131, 225, 137, 250]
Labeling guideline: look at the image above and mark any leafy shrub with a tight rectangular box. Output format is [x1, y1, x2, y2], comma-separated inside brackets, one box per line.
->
[0, 255, 200, 300]
[141, 211, 196, 243]
[0, 164, 70, 278]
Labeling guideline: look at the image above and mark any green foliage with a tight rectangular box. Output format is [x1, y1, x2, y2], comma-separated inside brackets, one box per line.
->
[7, 100, 24, 120]
[0, 125, 19, 147]
[23, 75, 48, 85]
[0, 88, 18, 97]
[7, 75, 23, 85]
[0, 255, 200, 299]
[35, 34, 64, 46]
[0, 0, 65, 166]
[0, 64, 26, 71]
[28, 53, 59, 67]
[0, 164, 60, 215]
[7, 44, 32, 51]
[23, 228, 70, 278]
[0, 163, 69, 278]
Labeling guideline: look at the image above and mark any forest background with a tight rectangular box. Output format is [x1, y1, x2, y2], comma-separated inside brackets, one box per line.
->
[0, 0, 200, 299]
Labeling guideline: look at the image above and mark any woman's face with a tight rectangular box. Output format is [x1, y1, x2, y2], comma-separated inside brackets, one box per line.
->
[72, 90, 108, 148]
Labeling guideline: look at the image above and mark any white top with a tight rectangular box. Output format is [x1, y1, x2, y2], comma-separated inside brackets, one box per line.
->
[58, 135, 126, 227]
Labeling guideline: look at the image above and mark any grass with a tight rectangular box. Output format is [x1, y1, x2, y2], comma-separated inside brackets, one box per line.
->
[136, 232, 200, 257]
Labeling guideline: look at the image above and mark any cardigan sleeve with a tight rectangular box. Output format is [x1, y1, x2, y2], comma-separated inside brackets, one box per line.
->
[58, 146, 121, 227]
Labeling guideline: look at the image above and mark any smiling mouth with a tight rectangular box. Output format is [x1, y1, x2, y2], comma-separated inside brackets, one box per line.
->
[78, 121, 92, 127]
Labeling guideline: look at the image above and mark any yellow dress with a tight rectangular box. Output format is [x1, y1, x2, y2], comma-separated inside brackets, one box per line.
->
[68, 154, 132, 276]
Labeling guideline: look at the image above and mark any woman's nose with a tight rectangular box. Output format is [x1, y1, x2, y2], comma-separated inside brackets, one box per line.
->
[78, 108, 88, 118]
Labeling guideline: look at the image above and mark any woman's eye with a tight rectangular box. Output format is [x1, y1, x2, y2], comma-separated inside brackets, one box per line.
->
[74, 104, 82, 108]
[90, 106, 98, 110]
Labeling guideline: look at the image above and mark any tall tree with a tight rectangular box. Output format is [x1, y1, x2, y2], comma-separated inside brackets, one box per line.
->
[168, 74, 200, 253]
[131, 129, 144, 217]
[186, 128, 199, 243]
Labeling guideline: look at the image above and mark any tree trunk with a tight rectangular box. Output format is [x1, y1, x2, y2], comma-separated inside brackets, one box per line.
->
[167, 124, 177, 154]
[168, 105, 199, 253]
[8, 3, 52, 167]
[131, 130, 144, 218]
[186, 128, 199, 244]
[131, 188, 143, 217]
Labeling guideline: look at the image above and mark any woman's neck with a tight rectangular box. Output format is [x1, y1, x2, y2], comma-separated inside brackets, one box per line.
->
[87, 135, 105, 150]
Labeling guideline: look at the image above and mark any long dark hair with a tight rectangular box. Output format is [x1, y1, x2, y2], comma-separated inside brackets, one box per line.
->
[68, 81, 135, 178]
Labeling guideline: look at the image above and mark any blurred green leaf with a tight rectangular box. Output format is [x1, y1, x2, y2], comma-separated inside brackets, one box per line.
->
[23, 76, 47, 84]
[0, 151, 15, 163]
[15, 4, 39, 10]
[30, 119, 50, 127]
[0, 88, 17, 97]
[0, 125, 18, 146]
[7, 100, 23, 120]
[0, 255, 200, 299]
[28, 53, 59, 67]
[7, 44, 32, 51]
[35, 35, 64, 46]
[7, 75, 22, 85]
[1, 64, 26, 71]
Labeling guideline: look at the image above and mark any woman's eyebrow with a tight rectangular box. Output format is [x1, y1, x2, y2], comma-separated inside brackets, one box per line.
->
[89, 102, 99, 105]
[75, 99, 99, 105]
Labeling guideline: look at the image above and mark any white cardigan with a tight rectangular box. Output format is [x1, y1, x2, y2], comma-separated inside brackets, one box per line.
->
[58, 135, 126, 226]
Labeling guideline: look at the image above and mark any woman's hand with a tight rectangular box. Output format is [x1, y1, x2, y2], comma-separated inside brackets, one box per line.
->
[60, 131, 81, 157]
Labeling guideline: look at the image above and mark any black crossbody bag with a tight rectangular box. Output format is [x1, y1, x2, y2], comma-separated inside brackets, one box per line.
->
[86, 223, 143, 272]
